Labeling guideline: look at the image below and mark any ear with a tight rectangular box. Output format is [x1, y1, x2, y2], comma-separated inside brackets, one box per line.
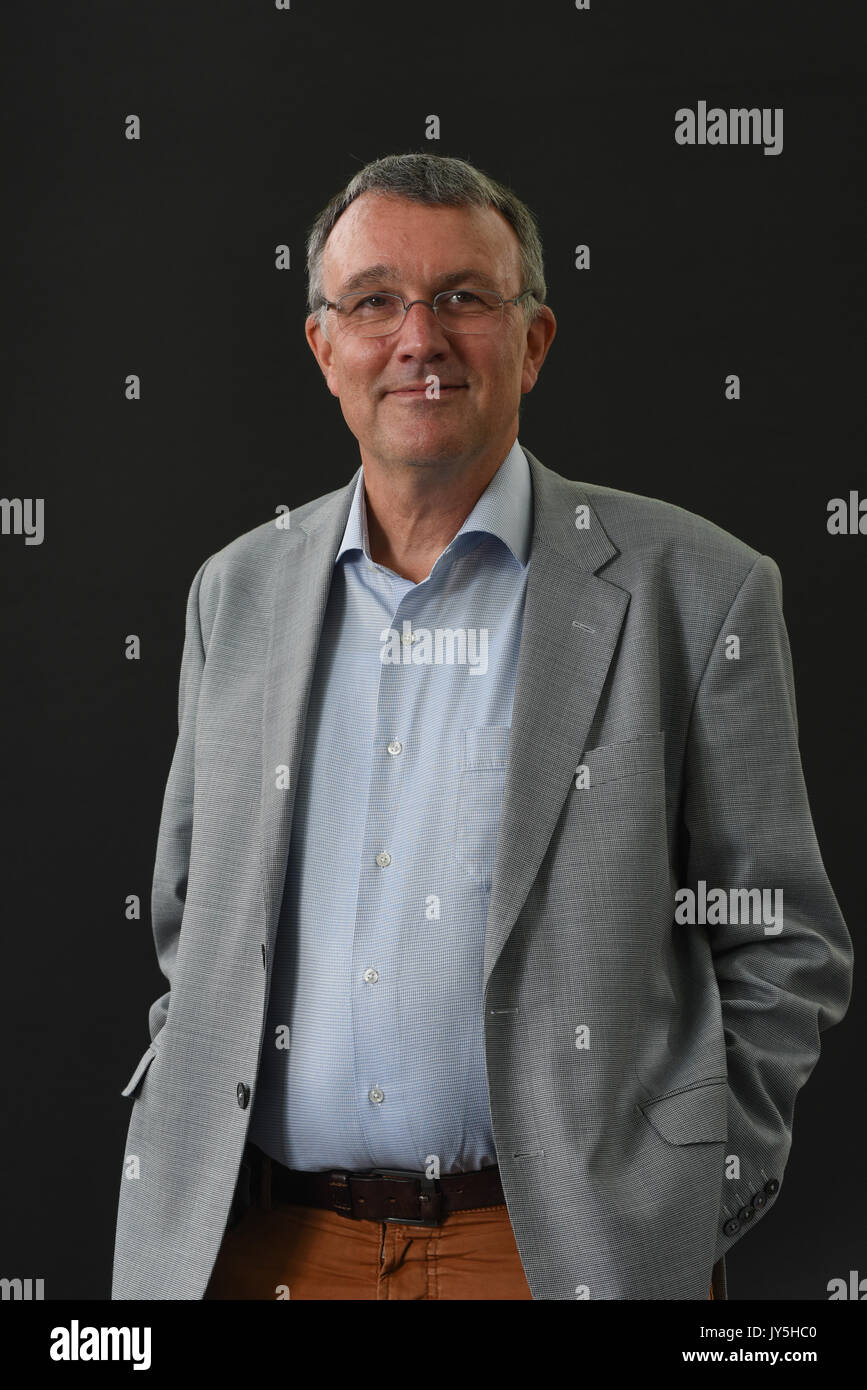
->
[305, 313, 340, 397]
[520, 305, 557, 394]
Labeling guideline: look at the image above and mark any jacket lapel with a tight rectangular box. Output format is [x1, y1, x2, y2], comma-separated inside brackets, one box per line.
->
[482, 450, 629, 991]
[260, 469, 362, 955]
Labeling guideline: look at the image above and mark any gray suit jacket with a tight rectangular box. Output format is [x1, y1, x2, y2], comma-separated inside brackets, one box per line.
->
[112, 448, 853, 1299]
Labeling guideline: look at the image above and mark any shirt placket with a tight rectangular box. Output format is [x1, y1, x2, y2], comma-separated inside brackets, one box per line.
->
[352, 566, 432, 1166]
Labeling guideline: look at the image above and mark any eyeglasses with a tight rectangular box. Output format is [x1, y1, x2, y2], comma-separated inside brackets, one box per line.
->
[318, 287, 538, 337]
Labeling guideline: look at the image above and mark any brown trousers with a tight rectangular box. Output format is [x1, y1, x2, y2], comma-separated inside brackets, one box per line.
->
[204, 1152, 716, 1300]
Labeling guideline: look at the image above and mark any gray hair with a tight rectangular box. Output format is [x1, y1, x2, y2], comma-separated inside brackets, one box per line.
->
[306, 152, 547, 334]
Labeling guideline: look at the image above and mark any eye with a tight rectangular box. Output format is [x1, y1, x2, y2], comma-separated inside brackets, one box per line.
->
[447, 290, 483, 305]
[354, 294, 390, 311]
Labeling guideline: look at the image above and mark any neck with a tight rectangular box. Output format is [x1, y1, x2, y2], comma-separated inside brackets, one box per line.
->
[360, 437, 515, 582]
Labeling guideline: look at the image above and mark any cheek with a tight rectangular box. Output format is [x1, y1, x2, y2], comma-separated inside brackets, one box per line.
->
[473, 348, 522, 398]
[333, 356, 381, 404]
[482, 338, 521, 375]
[345, 350, 391, 394]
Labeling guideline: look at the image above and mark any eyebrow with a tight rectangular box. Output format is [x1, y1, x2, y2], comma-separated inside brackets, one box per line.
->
[334, 264, 503, 296]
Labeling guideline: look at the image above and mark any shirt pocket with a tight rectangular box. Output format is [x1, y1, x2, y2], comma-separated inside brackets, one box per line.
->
[455, 725, 513, 890]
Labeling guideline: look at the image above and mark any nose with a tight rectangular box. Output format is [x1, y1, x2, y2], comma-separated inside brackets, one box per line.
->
[393, 299, 451, 358]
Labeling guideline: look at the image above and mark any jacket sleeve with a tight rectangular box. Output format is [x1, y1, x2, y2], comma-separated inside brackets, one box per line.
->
[681, 553, 854, 1264]
[146, 556, 211, 1042]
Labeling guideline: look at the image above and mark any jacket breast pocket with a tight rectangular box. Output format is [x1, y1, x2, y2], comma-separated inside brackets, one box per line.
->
[120, 1043, 158, 1099]
[455, 725, 512, 890]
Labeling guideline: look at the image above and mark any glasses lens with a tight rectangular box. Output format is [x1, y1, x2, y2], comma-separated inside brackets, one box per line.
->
[435, 289, 503, 334]
[337, 292, 404, 336]
[332, 288, 509, 336]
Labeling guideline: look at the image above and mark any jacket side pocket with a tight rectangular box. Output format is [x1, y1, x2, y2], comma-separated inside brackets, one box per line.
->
[638, 1077, 728, 1145]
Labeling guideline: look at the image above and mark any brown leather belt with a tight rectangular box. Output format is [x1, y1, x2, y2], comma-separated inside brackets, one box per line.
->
[241, 1142, 505, 1227]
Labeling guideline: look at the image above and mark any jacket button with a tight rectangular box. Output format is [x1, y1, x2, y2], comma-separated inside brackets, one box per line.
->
[751, 1191, 766, 1210]
[738, 1206, 755, 1223]
[764, 1178, 779, 1197]
[723, 1218, 740, 1236]
[236, 1082, 250, 1108]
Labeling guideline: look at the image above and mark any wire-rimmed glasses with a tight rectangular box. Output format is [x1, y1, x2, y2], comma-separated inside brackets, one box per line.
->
[318, 286, 538, 337]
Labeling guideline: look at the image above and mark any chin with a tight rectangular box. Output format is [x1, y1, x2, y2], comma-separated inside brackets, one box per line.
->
[392, 439, 470, 468]
[376, 421, 473, 466]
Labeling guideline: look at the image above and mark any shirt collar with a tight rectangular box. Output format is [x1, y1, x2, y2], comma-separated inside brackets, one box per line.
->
[335, 437, 532, 572]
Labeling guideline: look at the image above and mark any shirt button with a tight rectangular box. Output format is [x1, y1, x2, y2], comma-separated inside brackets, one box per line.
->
[369, 1086, 385, 1104]
[375, 851, 391, 867]
[363, 967, 379, 983]
[387, 739, 402, 756]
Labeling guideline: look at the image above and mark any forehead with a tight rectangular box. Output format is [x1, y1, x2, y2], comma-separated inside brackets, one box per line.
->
[321, 192, 523, 292]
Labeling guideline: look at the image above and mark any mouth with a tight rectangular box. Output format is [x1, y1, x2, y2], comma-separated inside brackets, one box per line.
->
[385, 385, 467, 397]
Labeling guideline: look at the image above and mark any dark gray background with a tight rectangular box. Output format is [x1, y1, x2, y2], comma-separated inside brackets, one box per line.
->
[1, 0, 863, 1300]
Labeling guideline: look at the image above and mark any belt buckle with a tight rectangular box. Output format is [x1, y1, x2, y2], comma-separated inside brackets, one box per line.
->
[369, 1168, 443, 1226]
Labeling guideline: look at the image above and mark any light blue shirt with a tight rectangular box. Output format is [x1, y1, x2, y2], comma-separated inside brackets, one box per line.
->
[248, 438, 533, 1174]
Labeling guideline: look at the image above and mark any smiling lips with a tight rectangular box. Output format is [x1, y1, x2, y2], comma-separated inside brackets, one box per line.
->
[386, 384, 467, 395]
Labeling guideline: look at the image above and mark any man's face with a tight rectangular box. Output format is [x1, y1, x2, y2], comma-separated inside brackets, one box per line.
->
[305, 192, 554, 472]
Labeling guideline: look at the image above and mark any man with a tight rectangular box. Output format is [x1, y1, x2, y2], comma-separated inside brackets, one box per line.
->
[112, 153, 853, 1301]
